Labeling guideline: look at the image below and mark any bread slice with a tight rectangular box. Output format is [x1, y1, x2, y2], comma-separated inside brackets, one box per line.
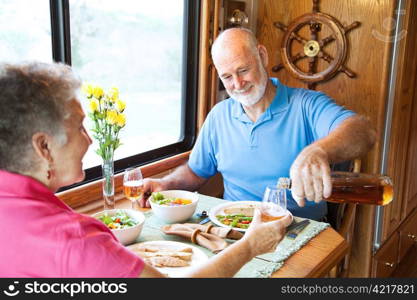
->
[145, 256, 190, 267]
[130, 244, 193, 253]
[223, 204, 257, 216]
[137, 250, 193, 261]
[128, 243, 195, 268]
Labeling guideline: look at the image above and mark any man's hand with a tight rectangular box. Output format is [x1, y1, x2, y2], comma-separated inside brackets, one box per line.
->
[289, 144, 332, 207]
[138, 164, 208, 208]
[242, 209, 293, 257]
[139, 178, 167, 208]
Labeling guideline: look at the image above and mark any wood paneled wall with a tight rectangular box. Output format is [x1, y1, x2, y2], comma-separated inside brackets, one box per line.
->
[256, 0, 396, 277]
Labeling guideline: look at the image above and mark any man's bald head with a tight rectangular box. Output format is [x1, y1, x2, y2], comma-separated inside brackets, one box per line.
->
[209, 28, 270, 108]
[211, 28, 259, 63]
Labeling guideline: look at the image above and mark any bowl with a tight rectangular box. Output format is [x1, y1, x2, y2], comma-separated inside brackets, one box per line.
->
[92, 208, 146, 245]
[149, 190, 199, 223]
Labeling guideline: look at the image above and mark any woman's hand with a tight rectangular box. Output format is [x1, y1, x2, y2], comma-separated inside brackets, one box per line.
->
[242, 208, 293, 257]
[289, 144, 332, 207]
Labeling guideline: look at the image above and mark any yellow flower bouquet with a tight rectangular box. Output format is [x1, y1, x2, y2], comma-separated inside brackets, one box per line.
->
[82, 83, 126, 161]
[82, 83, 126, 209]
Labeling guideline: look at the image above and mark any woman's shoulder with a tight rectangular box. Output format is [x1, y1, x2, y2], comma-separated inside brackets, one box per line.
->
[65, 210, 114, 238]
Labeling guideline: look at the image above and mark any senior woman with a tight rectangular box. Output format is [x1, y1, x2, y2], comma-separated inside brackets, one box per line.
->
[0, 62, 291, 277]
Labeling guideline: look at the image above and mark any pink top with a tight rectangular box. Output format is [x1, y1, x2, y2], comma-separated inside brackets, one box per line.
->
[0, 170, 144, 277]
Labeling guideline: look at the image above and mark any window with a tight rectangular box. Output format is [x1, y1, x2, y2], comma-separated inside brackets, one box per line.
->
[1, 0, 199, 189]
[69, 0, 195, 170]
[0, 0, 52, 63]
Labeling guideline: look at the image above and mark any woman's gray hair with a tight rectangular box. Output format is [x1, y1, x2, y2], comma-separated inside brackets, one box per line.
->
[0, 61, 81, 173]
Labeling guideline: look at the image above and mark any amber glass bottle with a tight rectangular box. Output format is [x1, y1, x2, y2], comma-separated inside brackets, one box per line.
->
[277, 171, 393, 206]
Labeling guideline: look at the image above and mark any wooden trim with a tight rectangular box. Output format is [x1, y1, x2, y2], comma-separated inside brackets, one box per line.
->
[197, 0, 221, 131]
[197, 0, 212, 131]
[57, 151, 190, 209]
[209, 0, 221, 109]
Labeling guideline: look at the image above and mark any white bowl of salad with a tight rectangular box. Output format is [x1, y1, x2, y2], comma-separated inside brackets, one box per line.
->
[149, 190, 199, 223]
[92, 209, 145, 245]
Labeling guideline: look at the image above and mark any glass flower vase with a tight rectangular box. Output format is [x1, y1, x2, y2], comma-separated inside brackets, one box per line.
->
[102, 158, 115, 210]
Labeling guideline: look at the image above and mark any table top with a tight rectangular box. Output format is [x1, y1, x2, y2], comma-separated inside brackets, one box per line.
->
[271, 226, 348, 277]
[84, 194, 348, 278]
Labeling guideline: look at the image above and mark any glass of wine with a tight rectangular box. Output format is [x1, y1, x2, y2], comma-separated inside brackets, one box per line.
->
[260, 185, 288, 222]
[123, 167, 144, 209]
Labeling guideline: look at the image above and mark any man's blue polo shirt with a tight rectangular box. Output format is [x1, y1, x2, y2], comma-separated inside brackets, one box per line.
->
[188, 78, 355, 220]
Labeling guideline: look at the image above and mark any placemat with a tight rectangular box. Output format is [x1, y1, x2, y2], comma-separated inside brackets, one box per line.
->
[134, 193, 330, 278]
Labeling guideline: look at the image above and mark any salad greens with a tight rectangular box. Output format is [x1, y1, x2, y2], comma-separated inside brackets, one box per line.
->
[151, 192, 192, 206]
[97, 211, 138, 230]
[216, 214, 253, 229]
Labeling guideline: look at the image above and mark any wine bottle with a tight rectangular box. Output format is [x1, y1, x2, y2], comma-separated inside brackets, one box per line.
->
[277, 171, 393, 206]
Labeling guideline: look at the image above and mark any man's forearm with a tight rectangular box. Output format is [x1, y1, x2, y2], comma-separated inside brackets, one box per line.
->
[161, 163, 208, 191]
[315, 115, 376, 163]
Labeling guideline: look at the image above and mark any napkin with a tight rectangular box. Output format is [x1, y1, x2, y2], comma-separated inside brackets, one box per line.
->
[161, 223, 243, 253]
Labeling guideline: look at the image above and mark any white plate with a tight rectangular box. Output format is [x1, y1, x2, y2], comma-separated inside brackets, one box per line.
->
[208, 200, 293, 232]
[128, 240, 209, 277]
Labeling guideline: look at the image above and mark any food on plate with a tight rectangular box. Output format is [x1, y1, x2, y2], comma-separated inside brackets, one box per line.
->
[131, 243, 193, 253]
[223, 205, 256, 216]
[215, 214, 253, 229]
[128, 243, 194, 268]
[144, 256, 189, 268]
[213, 203, 259, 229]
[151, 192, 193, 206]
[137, 251, 193, 261]
[96, 210, 138, 229]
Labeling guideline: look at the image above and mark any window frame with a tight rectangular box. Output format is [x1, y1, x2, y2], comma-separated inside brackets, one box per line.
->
[50, 0, 200, 191]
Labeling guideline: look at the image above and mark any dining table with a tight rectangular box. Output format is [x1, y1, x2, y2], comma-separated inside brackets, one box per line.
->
[82, 192, 348, 278]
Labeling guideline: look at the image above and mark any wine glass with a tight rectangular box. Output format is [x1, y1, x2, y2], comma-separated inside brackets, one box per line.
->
[123, 167, 144, 209]
[260, 185, 288, 222]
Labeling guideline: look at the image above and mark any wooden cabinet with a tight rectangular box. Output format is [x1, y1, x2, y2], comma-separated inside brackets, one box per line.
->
[373, 208, 417, 277]
[373, 231, 399, 277]
[398, 209, 417, 261]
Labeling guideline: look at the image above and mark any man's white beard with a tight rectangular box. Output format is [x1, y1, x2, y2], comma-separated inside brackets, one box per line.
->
[229, 69, 268, 107]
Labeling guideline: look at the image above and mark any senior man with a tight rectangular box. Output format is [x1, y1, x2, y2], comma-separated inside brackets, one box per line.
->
[140, 28, 376, 221]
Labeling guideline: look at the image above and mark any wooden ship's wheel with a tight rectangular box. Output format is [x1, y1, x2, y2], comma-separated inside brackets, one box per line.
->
[272, 0, 360, 89]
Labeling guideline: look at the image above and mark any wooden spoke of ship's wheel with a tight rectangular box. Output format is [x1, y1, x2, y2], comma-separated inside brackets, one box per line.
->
[272, 52, 307, 72]
[318, 51, 356, 78]
[319, 35, 335, 47]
